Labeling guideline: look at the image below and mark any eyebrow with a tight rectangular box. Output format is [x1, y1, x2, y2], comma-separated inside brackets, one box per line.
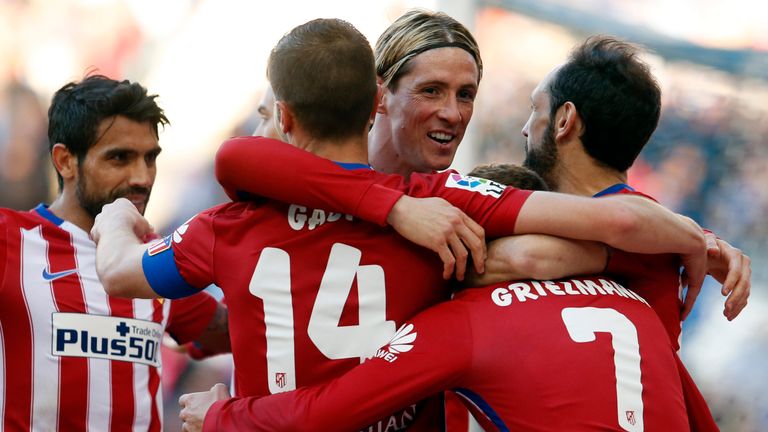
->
[104, 148, 136, 157]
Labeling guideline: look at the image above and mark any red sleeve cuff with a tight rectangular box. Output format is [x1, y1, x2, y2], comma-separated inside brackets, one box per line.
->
[202, 399, 228, 432]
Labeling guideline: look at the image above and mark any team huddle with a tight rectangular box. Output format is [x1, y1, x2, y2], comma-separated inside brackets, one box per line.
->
[0, 8, 752, 432]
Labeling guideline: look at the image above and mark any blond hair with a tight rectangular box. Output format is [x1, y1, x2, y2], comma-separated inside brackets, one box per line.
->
[375, 9, 483, 89]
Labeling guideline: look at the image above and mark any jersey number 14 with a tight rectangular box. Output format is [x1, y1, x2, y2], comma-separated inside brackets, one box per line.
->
[249, 243, 396, 394]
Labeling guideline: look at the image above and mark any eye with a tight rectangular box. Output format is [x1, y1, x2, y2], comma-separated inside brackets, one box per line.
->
[146, 150, 161, 166]
[458, 89, 476, 101]
[108, 151, 129, 163]
[422, 87, 439, 95]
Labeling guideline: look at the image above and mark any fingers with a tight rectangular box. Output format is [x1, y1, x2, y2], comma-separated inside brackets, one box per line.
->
[681, 278, 702, 321]
[459, 213, 486, 275]
[723, 255, 751, 320]
[447, 233, 468, 281]
[437, 245, 456, 280]
[719, 248, 742, 296]
[681, 252, 707, 321]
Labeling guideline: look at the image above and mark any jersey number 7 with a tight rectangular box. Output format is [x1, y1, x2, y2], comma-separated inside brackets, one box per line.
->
[563, 307, 644, 432]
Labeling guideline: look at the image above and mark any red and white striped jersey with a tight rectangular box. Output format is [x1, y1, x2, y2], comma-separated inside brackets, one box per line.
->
[0, 205, 218, 432]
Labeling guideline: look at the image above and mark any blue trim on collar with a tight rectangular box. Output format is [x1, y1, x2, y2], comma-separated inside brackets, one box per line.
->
[593, 183, 635, 197]
[334, 161, 372, 170]
[34, 203, 65, 226]
[454, 388, 508, 431]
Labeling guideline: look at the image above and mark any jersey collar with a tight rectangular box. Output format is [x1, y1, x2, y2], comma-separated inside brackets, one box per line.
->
[334, 161, 373, 170]
[593, 183, 635, 197]
[33, 203, 65, 226]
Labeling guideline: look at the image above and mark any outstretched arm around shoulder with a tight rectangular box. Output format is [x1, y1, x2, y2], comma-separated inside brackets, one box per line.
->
[514, 192, 708, 317]
[467, 235, 607, 286]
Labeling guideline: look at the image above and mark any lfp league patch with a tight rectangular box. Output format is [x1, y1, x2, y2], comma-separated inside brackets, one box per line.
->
[445, 173, 505, 198]
[147, 235, 173, 256]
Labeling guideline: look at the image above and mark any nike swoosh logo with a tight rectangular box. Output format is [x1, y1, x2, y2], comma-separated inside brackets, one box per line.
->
[42, 268, 78, 281]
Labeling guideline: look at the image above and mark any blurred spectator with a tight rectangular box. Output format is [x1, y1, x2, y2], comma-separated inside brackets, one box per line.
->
[0, 80, 51, 210]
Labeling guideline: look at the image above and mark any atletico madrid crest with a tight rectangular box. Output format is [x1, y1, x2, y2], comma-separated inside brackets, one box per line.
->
[275, 372, 287, 389]
[147, 236, 172, 256]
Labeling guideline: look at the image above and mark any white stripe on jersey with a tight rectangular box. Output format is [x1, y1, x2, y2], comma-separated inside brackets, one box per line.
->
[22, 226, 60, 432]
[132, 299, 155, 432]
[75, 226, 112, 432]
[132, 361, 150, 432]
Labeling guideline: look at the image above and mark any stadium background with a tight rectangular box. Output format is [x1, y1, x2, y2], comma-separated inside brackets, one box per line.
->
[0, 0, 765, 430]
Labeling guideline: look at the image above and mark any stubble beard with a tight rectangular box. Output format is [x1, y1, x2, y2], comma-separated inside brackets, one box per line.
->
[76, 170, 150, 219]
[523, 121, 559, 191]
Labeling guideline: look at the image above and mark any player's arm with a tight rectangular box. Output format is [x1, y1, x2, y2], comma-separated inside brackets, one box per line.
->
[93, 198, 209, 301]
[180, 306, 473, 432]
[513, 192, 708, 317]
[216, 136, 402, 225]
[467, 235, 607, 286]
[216, 136, 486, 280]
[513, 192, 704, 255]
[92, 198, 157, 298]
[168, 296, 232, 357]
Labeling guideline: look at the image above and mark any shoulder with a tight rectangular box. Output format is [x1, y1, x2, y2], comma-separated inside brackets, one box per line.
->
[0, 207, 39, 229]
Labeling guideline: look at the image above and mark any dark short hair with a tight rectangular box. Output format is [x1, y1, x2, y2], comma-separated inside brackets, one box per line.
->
[468, 163, 549, 191]
[268, 18, 377, 141]
[47, 74, 168, 188]
[548, 36, 661, 172]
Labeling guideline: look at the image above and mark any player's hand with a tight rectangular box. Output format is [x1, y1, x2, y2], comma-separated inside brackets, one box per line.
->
[179, 383, 230, 432]
[91, 198, 154, 244]
[705, 233, 751, 321]
[678, 217, 708, 321]
[387, 195, 486, 280]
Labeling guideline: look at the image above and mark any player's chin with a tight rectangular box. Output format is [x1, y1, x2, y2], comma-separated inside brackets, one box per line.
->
[427, 151, 456, 171]
[123, 195, 149, 215]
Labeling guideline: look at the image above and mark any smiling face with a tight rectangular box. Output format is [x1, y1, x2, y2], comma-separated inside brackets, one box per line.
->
[74, 115, 161, 218]
[376, 47, 479, 176]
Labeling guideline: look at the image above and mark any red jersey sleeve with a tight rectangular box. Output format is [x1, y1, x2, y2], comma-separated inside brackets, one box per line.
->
[406, 172, 533, 238]
[214, 137, 532, 237]
[203, 302, 474, 432]
[215, 137, 403, 226]
[165, 291, 218, 344]
[171, 209, 219, 289]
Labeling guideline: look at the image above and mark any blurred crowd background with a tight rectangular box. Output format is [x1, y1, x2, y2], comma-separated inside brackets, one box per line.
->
[1, 0, 765, 430]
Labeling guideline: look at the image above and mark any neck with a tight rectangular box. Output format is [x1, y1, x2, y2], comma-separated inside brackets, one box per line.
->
[554, 144, 627, 197]
[292, 128, 369, 165]
[47, 188, 95, 232]
[368, 118, 416, 177]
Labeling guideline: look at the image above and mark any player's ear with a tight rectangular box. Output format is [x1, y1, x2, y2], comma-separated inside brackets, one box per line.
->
[370, 84, 383, 127]
[554, 101, 583, 142]
[51, 143, 78, 182]
[376, 77, 388, 115]
[275, 101, 293, 134]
